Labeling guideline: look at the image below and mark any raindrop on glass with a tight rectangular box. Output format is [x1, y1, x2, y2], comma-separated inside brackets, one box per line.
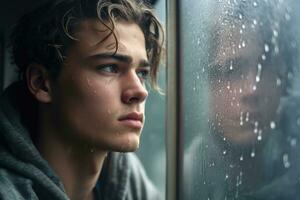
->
[239, 14, 243, 19]
[242, 41, 246, 47]
[264, 44, 270, 52]
[225, 174, 229, 180]
[256, 76, 260, 82]
[253, 85, 257, 91]
[251, 150, 255, 158]
[245, 112, 249, 122]
[270, 121, 276, 129]
[297, 118, 300, 125]
[274, 46, 279, 54]
[285, 13, 291, 21]
[283, 154, 291, 168]
[276, 78, 282, 86]
[291, 138, 297, 147]
[257, 132, 262, 141]
[273, 30, 278, 37]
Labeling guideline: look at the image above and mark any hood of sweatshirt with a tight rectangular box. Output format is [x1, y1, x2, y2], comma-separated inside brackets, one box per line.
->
[0, 81, 70, 199]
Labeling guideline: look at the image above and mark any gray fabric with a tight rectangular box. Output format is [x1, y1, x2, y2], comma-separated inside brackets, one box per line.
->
[0, 81, 161, 200]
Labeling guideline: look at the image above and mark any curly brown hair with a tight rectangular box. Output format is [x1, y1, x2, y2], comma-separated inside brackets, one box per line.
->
[10, 0, 164, 90]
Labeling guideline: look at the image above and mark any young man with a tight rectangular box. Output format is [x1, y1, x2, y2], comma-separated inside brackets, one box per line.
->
[0, 0, 163, 199]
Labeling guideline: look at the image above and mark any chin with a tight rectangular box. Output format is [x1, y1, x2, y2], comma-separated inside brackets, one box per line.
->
[113, 133, 141, 152]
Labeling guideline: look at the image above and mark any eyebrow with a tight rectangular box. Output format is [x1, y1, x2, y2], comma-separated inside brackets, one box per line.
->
[85, 53, 150, 68]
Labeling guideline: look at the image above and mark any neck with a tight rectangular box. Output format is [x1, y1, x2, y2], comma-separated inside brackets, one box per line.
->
[36, 114, 107, 200]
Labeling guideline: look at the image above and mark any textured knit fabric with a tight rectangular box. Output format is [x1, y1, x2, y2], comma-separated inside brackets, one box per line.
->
[0, 81, 161, 200]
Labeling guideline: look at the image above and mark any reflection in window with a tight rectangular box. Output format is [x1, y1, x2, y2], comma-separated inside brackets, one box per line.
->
[181, 0, 300, 199]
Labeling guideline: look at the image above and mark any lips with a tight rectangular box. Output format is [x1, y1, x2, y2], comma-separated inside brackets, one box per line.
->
[118, 112, 144, 129]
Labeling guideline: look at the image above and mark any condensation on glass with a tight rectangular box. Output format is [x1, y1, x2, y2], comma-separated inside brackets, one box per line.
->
[180, 0, 300, 199]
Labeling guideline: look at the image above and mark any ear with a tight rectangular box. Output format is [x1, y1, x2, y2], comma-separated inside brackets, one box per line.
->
[26, 63, 52, 103]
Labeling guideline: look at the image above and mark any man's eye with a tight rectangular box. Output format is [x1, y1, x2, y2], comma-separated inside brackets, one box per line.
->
[137, 69, 150, 80]
[97, 64, 119, 73]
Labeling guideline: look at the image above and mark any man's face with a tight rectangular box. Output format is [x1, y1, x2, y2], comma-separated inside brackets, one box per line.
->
[49, 20, 149, 152]
[209, 28, 283, 146]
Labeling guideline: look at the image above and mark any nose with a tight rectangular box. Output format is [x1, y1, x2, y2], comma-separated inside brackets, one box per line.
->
[121, 71, 148, 104]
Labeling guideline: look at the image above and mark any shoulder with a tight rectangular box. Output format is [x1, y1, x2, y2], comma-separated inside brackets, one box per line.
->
[103, 152, 162, 200]
[125, 153, 162, 200]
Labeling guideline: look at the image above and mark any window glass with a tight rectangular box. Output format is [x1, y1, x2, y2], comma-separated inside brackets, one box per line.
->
[136, 0, 166, 197]
[180, 0, 300, 199]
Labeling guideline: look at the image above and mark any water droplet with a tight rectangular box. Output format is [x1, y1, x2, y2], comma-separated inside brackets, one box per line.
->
[274, 46, 279, 54]
[253, 85, 257, 91]
[257, 63, 262, 70]
[297, 118, 300, 125]
[239, 29, 243, 34]
[240, 112, 244, 126]
[256, 76, 260, 82]
[283, 154, 291, 168]
[270, 121, 276, 129]
[223, 150, 227, 155]
[239, 14, 243, 19]
[253, 1, 258, 7]
[276, 78, 282, 86]
[230, 61, 234, 70]
[242, 24, 246, 29]
[261, 54, 266, 60]
[273, 30, 278, 37]
[251, 150, 255, 157]
[245, 112, 249, 122]
[253, 19, 257, 25]
[239, 88, 243, 93]
[225, 174, 229, 180]
[242, 41, 246, 47]
[291, 138, 297, 147]
[240, 156, 244, 161]
[238, 44, 242, 48]
[264, 44, 270, 52]
[257, 135, 262, 141]
[285, 13, 291, 21]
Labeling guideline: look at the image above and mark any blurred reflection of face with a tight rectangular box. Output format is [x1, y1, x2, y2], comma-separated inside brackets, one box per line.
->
[209, 27, 284, 146]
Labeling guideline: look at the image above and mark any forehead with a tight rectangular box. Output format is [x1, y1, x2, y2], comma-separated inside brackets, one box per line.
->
[213, 25, 264, 64]
[72, 19, 146, 56]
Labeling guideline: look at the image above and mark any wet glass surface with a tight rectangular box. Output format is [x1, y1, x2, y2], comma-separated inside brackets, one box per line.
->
[180, 0, 300, 199]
